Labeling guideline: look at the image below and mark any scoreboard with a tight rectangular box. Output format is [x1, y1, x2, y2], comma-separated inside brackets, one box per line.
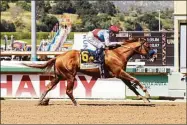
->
[113, 31, 174, 66]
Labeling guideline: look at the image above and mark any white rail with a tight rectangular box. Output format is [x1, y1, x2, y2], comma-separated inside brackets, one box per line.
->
[1, 51, 66, 56]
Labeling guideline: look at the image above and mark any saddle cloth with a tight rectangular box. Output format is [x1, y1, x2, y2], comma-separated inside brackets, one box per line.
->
[80, 49, 100, 69]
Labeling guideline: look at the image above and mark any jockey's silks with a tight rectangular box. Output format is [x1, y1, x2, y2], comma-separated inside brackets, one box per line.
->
[92, 29, 109, 42]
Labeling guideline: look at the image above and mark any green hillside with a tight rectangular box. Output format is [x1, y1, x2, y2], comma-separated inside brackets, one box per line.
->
[1, 1, 174, 33]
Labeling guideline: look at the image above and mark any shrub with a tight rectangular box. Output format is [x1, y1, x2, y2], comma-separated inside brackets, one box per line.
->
[1, 32, 50, 40]
[67, 32, 74, 40]
[39, 15, 59, 32]
[0, 20, 16, 32]
[37, 23, 49, 32]
[1, 32, 30, 40]
[37, 32, 50, 39]
[1, 32, 75, 41]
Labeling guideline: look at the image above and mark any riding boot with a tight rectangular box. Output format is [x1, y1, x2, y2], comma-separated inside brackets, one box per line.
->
[94, 47, 103, 63]
[97, 48, 105, 78]
[97, 47, 103, 60]
[100, 59, 105, 78]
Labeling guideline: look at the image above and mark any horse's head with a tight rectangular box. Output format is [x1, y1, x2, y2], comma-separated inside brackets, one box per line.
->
[135, 38, 157, 62]
[123, 38, 157, 62]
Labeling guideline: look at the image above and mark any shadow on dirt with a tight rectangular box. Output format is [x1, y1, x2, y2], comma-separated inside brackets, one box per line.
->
[41, 103, 156, 107]
[79, 103, 156, 107]
[38, 103, 177, 107]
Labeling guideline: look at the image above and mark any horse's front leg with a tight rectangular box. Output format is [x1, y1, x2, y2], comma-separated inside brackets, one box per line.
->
[117, 69, 150, 102]
[121, 79, 143, 100]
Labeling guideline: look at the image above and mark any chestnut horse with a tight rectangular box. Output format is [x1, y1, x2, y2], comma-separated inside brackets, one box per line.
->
[24, 38, 156, 106]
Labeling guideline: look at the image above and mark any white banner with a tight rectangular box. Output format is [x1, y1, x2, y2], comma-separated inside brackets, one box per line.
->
[72, 33, 96, 51]
[0, 74, 125, 99]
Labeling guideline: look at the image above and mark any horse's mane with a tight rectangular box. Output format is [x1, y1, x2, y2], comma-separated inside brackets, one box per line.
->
[122, 38, 145, 45]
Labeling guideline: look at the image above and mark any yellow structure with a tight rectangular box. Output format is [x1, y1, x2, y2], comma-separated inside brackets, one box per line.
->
[174, 1, 187, 73]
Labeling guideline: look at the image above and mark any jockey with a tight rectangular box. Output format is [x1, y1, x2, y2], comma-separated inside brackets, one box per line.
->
[86, 25, 123, 78]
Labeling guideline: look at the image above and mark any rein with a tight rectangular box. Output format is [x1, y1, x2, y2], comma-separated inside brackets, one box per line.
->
[120, 38, 149, 55]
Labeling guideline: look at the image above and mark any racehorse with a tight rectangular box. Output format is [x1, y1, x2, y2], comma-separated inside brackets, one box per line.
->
[24, 38, 156, 106]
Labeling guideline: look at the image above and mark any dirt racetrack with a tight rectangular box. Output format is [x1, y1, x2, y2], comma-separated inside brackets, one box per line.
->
[1, 99, 186, 124]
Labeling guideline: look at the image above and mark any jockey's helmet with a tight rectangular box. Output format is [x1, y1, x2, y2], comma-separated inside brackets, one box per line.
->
[109, 25, 120, 33]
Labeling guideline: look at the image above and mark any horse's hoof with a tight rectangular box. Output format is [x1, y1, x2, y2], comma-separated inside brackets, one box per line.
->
[73, 102, 80, 106]
[74, 104, 80, 107]
[142, 97, 150, 103]
[37, 98, 50, 106]
[136, 95, 143, 100]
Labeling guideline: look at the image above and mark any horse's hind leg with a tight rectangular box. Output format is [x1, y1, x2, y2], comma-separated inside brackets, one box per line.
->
[66, 78, 77, 106]
[38, 76, 60, 105]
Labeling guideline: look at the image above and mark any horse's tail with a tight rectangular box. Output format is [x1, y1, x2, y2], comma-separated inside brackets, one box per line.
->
[22, 58, 56, 72]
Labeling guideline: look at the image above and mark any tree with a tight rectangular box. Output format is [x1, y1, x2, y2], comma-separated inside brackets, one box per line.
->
[37, 23, 48, 32]
[137, 13, 162, 31]
[24, 0, 31, 3]
[36, 0, 46, 20]
[123, 19, 134, 31]
[6, 0, 19, 2]
[116, 13, 125, 21]
[97, 14, 111, 29]
[9, 6, 26, 31]
[44, 1, 52, 13]
[0, 20, 16, 32]
[1, 1, 9, 11]
[74, 0, 97, 16]
[129, 10, 138, 17]
[72, 23, 84, 32]
[84, 21, 95, 31]
[136, 7, 143, 15]
[49, 1, 75, 14]
[10, 6, 24, 20]
[16, 1, 31, 11]
[161, 8, 174, 19]
[40, 15, 58, 32]
[93, 0, 117, 16]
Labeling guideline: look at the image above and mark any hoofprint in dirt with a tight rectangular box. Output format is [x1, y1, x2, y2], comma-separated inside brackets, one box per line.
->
[1, 100, 186, 124]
